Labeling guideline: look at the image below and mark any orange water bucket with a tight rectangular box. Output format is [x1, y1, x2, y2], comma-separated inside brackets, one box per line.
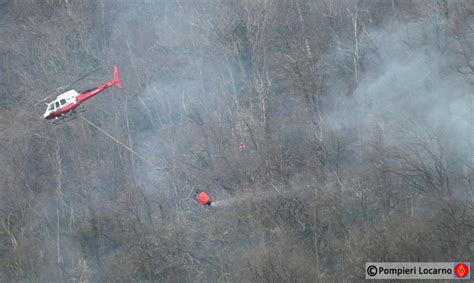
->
[197, 192, 211, 205]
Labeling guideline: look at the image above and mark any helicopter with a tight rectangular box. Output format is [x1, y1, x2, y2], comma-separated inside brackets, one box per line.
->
[39, 66, 122, 124]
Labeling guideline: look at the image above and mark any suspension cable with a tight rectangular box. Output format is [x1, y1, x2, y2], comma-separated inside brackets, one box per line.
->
[79, 114, 162, 171]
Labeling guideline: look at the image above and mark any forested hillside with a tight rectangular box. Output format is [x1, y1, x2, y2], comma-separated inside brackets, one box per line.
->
[1, 0, 473, 282]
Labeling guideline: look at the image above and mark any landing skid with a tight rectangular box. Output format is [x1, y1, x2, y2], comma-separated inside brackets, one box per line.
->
[52, 114, 76, 125]
[52, 108, 86, 125]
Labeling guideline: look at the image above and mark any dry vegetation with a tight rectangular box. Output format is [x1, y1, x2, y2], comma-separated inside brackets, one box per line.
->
[0, 0, 473, 282]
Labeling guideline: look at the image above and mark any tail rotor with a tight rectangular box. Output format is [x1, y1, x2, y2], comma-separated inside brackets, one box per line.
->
[112, 66, 123, 89]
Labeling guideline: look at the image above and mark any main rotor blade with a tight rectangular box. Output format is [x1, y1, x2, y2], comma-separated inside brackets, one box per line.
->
[33, 94, 53, 106]
[33, 67, 102, 107]
[64, 67, 102, 89]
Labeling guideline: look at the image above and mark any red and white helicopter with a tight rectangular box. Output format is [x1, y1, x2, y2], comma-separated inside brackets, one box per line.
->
[40, 66, 122, 123]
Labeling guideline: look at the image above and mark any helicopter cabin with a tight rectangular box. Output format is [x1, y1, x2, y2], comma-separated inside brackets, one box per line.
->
[46, 89, 79, 111]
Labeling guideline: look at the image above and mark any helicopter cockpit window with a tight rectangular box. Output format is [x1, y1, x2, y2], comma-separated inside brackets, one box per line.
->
[47, 103, 54, 111]
[55, 101, 60, 109]
[60, 99, 66, 105]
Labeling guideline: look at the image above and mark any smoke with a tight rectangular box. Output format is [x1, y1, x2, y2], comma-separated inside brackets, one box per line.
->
[4, 2, 474, 281]
[325, 17, 474, 172]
